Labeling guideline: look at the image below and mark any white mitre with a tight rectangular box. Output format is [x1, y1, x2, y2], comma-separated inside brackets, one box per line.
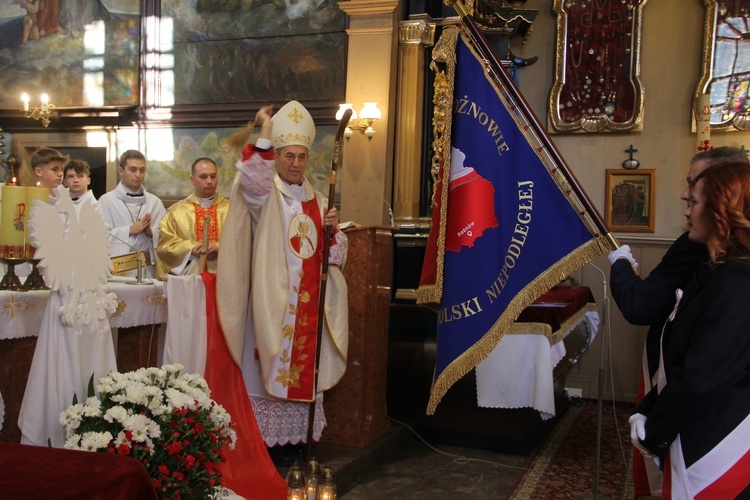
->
[272, 100, 316, 150]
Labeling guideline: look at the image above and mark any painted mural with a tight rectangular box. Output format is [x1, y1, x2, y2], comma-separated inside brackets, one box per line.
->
[162, 0, 346, 105]
[0, 1, 140, 108]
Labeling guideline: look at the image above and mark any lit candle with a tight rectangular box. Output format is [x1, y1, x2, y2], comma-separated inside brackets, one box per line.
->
[1, 180, 28, 257]
[25, 183, 50, 257]
[21, 93, 29, 112]
[41, 93, 49, 112]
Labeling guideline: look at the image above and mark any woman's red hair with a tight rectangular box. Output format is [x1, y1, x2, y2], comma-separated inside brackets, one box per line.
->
[695, 161, 750, 262]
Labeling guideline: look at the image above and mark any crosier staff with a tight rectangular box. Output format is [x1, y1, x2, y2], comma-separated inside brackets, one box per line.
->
[306, 107, 352, 461]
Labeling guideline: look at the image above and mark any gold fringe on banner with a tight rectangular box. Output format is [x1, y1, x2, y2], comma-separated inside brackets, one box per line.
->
[416, 26, 459, 305]
[504, 301, 598, 345]
[426, 236, 610, 414]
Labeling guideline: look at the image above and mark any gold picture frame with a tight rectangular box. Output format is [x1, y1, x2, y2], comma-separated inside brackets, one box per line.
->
[693, 0, 750, 132]
[548, 0, 647, 133]
[605, 169, 656, 233]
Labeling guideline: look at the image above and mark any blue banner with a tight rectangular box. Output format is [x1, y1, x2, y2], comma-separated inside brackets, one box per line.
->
[419, 27, 608, 414]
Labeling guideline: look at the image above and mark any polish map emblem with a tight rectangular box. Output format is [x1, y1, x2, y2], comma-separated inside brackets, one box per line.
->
[444, 147, 498, 252]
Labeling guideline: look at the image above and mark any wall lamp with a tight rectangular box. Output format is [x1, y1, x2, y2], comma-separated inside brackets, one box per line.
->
[21, 92, 54, 127]
[335, 102, 381, 140]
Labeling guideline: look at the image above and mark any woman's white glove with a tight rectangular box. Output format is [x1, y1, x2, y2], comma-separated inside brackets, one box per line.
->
[608, 245, 639, 269]
[628, 413, 654, 458]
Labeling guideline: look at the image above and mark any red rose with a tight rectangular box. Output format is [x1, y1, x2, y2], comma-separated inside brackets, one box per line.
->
[158, 465, 170, 476]
[118, 443, 131, 455]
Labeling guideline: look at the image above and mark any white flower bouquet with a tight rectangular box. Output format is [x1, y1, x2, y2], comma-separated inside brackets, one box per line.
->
[60, 364, 236, 499]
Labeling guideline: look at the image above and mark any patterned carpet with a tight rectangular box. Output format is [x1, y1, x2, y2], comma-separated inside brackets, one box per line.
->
[508, 399, 635, 499]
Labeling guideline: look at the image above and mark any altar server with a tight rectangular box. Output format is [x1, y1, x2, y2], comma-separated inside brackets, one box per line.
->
[98, 150, 165, 278]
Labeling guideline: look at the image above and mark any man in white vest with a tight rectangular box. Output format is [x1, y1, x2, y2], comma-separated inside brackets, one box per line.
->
[217, 102, 349, 462]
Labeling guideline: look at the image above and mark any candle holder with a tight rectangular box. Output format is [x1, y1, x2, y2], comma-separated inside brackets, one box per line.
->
[21, 93, 54, 128]
[286, 464, 306, 500]
[0, 256, 28, 291]
[23, 258, 48, 290]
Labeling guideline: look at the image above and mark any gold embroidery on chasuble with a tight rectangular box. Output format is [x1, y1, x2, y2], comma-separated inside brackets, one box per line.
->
[194, 204, 220, 242]
[274, 200, 322, 396]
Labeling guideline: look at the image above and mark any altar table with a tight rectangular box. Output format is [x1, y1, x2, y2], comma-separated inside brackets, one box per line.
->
[0, 278, 167, 443]
[475, 286, 599, 419]
[0, 277, 167, 340]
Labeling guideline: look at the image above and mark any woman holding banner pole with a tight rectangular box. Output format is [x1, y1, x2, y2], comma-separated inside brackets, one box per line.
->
[630, 161, 750, 498]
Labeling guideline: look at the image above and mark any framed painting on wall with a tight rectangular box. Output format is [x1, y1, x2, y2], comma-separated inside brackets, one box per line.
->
[604, 169, 656, 233]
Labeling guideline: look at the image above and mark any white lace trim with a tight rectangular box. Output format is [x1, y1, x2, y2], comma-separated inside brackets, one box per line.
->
[249, 394, 326, 448]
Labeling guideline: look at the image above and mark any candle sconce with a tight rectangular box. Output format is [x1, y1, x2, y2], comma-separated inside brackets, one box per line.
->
[0, 153, 17, 174]
[21, 92, 55, 127]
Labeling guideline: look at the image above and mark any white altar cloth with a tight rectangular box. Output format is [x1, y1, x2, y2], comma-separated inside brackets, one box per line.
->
[0, 277, 166, 340]
[476, 305, 599, 420]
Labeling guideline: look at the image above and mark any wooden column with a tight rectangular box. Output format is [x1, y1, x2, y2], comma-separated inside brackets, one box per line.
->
[320, 225, 393, 447]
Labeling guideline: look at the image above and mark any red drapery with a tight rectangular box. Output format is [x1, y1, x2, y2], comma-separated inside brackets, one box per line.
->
[202, 272, 287, 499]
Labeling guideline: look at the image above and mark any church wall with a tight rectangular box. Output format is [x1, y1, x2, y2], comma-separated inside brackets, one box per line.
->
[508, 0, 749, 402]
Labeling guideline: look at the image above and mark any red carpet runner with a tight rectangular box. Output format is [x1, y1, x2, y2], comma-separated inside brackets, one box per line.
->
[202, 273, 287, 499]
[508, 400, 636, 499]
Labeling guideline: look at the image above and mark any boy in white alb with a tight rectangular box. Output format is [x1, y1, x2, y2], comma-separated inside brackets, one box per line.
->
[63, 159, 97, 214]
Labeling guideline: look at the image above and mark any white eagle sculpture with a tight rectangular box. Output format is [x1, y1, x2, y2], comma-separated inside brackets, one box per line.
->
[29, 185, 117, 331]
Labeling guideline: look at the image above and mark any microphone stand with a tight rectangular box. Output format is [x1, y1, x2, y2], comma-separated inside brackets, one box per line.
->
[134, 251, 147, 285]
[580, 270, 610, 500]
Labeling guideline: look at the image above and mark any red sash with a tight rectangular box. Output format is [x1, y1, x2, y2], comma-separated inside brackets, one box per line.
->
[285, 197, 323, 401]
